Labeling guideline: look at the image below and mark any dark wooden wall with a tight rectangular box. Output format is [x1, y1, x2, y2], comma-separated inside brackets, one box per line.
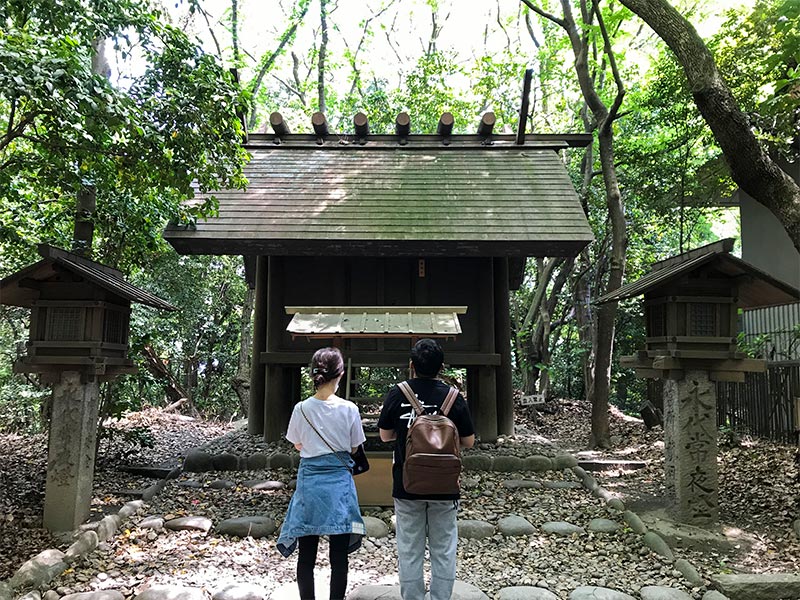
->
[250, 255, 514, 442]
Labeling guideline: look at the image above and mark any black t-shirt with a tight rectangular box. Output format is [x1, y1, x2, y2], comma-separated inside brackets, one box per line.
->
[377, 377, 475, 500]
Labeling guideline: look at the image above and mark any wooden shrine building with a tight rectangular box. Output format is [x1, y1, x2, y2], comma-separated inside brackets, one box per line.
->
[165, 112, 594, 442]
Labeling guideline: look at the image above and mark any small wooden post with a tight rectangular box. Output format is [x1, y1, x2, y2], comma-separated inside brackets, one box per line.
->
[312, 112, 328, 143]
[270, 112, 290, 139]
[72, 186, 96, 258]
[395, 112, 411, 145]
[515, 68, 533, 145]
[437, 112, 454, 145]
[354, 112, 369, 143]
[478, 112, 495, 139]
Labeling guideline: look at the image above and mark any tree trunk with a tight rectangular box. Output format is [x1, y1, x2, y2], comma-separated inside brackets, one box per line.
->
[618, 0, 800, 251]
[141, 345, 196, 415]
[247, 0, 311, 129]
[317, 0, 329, 114]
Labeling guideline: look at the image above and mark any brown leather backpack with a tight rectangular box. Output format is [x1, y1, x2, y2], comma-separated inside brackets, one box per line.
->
[398, 381, 462, 495]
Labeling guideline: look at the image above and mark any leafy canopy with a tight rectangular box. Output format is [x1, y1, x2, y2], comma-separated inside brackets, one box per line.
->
[0, 0, 250, 272]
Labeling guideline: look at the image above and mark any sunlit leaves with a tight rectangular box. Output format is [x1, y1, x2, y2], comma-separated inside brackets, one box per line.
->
[0, 0, 250, 274]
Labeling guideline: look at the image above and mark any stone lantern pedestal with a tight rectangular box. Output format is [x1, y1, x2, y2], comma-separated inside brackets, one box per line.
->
[663, 371, 718, 524]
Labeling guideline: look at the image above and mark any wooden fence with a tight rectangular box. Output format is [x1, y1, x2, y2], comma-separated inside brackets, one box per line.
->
[647, 361, 800, 445]
[716, 361, 800, 444]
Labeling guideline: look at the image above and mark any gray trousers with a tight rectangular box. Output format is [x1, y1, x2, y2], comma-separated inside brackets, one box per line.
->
[394, 498, 458, 600]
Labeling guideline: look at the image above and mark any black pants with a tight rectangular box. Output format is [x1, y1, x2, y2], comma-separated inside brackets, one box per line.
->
[297, 534, 350, 600]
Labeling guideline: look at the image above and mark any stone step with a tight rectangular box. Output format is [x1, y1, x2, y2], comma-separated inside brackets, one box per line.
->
[119, 465, 177, 479]
[577, 459, 647, 472]
[711, 573, 800, 600]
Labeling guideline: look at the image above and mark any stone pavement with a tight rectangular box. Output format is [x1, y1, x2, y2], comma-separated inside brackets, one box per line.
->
[9, 443, 800, 600]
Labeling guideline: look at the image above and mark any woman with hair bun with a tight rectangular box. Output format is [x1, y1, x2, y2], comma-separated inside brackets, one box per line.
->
[277, 347, 366, 600]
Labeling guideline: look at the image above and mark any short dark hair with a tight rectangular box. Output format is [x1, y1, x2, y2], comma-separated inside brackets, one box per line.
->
[410, 338, 444, 377]
[310, 347, 344, 388]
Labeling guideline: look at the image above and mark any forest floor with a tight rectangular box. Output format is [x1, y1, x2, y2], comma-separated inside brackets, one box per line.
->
[0, 399, 798, 598]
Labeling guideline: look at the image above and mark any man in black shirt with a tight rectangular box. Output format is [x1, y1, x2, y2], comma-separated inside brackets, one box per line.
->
[377, 339, 475, 600]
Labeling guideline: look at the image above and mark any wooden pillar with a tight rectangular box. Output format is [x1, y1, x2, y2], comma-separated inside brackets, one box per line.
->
[477, 258, 497, 442]
[466, 367, 479, 418]
[248, 256, 268, 435]
[494, 257, 514, 436]
[263, 256, 285, 442]
[478, 366, 497, 442]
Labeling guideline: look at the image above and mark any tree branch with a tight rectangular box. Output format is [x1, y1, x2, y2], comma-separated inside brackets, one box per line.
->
[247, 0, 311, 128]
[592, 0, 625, 127]
[618, 0, 800, 250]
[520, 0, 565, 29]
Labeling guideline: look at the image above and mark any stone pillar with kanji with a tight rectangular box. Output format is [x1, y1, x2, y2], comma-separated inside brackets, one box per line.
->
[663, 370, 718, 524]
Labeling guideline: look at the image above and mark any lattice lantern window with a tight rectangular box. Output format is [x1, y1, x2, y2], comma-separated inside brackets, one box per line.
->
[28, 300, 131, 364]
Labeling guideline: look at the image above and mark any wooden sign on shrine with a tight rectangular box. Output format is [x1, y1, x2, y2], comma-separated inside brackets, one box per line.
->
[598, 238, 800, 524]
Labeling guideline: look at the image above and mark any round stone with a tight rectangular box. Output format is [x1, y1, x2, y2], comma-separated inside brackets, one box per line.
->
[216, 516, 276, 538]
[702, 592, 729, 600]
[542, 481, 582, 489]
[212, 452, 241, 471]
[541, 521, 585, 536]
[61, 593, 126, 600]
[176, 480, 203, 488]
[499, 587, 559, 600]
[524, 455, 552, 472]
[502, 480, 542, 490]
[183, 449, 213, 472]
[243, 480, 284, 491]
[137, 516, 164, 531]
[492, 455, 525, 472]
[498, 515, 535, 536]
[568, 587, 635, 600]
[133, 586, 206, 600]
[164, 516, 213, 533]
[462, 454, 493, 471]
[551, 454, 578, 470]
[246, 453, 268, 470]
[639, 586, 693, 600]
[643, 531, 675, 561]
[209, 479, 236, 490]
[674, 558, 703, 586]
[588, 518, 621, 533]
[623, 510, 647, 534]
[212, 583, 268, 600]
[269, 453, 293, 469]
[457, 519, 495, 539]
[362, 516, 390, 538]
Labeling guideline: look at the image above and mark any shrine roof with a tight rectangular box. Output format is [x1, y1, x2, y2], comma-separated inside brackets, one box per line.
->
[597, 238, 800, 308]
[164, 133, 594, 258]
[0, 245, 176, 311]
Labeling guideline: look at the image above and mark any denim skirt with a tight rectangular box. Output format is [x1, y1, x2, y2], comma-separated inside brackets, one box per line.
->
[277, 452, 365, 558]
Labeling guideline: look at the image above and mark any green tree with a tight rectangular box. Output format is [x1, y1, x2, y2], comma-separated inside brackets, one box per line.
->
[0, 0, 250, 273]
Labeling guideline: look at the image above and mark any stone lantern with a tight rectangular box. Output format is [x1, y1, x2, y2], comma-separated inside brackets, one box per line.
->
[598, 239, 799, 524]
[0, 244, 175, 531]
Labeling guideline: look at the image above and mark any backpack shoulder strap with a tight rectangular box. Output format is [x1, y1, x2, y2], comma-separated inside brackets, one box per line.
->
[398, 381, 424, 416]
[440, 387, 459, 417]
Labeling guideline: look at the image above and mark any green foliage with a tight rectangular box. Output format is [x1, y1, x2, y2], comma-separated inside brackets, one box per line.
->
[714, 0, 800, 158]
[0, 0, 250, 273]
[0, 307, 47, 433]
[123, 253, 248, 417]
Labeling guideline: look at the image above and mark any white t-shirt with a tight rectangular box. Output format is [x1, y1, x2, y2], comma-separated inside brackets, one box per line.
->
[286, 395, 366, 458]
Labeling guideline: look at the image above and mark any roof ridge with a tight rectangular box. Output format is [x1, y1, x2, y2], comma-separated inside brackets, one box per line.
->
[651, 238, 735, 272]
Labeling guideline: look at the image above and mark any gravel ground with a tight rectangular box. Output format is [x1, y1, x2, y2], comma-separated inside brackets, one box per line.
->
[2, 403, 799, 599]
